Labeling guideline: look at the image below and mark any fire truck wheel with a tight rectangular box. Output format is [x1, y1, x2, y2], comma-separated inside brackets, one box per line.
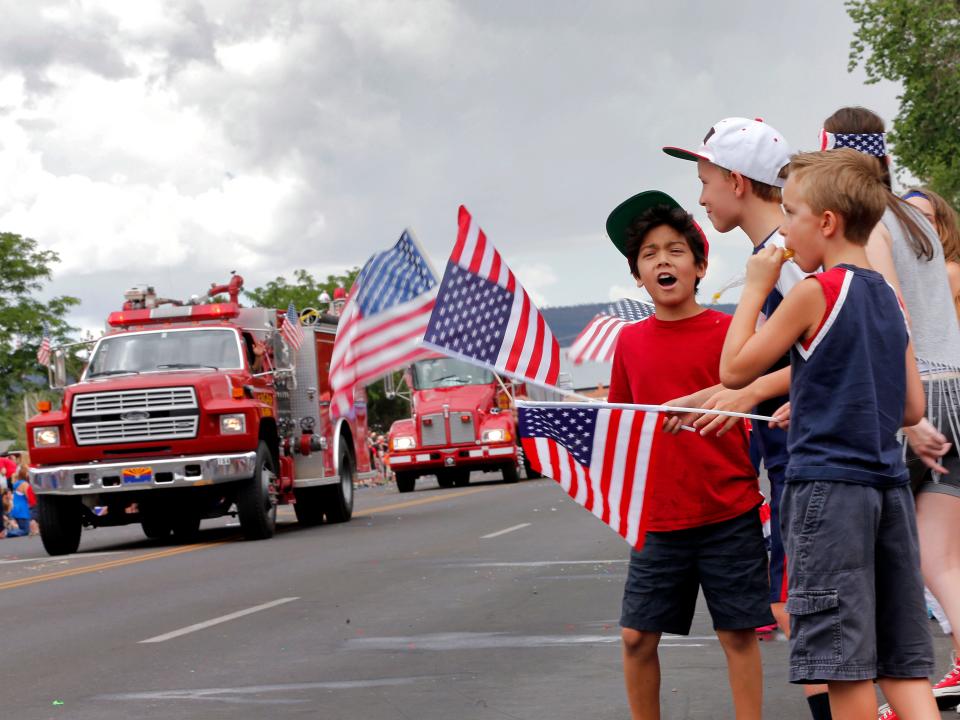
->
[501, 463, 520, 484]
[37, 496, 82, 556]
[451, 469, 470, 487]
[141, 518, 171, 540]
[236, 442, 278, 540]
[522, 457, 542, 480]
[293, 488, 324, 527]
[436, 472, 455, 489]
[171, 510, 202, 543]
[395, 472, 416, 493]
[323, 443, 355, 523]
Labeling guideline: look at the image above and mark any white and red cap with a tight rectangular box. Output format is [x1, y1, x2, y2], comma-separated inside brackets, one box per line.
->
[663, 117, 791, 188]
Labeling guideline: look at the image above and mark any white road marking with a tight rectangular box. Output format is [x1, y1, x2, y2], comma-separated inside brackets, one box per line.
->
[139, 597, 299, 643]
[0, 551, 126, 565]
[447, 559, 625, 568]
[344, 632, 715, 651]
[98, 676, 437, 703]
[480, 523, 530, 539]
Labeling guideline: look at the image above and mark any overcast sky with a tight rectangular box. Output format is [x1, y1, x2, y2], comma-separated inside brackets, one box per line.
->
[0, 1, 903, 336]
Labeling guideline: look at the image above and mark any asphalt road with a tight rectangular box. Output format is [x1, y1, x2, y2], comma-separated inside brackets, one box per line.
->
[1, 473, 955, 719]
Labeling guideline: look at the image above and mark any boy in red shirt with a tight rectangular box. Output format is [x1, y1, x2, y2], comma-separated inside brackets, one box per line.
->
[606, 190, 773, 720]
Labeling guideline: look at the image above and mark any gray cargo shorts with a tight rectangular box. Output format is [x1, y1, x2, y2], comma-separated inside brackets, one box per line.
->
[780, 480, 934, 684]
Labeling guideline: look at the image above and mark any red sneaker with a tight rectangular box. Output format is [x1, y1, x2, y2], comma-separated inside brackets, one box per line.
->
[878, 704, 898, 720]
[933, 659, 960, 706]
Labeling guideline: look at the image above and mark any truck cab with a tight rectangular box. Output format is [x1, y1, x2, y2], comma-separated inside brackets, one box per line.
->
[386, 355, 524, 492]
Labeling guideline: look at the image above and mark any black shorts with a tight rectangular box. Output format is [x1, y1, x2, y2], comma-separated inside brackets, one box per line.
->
[620, 507, 774, 635]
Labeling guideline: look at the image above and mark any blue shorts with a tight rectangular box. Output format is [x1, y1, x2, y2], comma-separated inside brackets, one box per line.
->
[781, 481, 934, 683]
[621, 507, 774, 635]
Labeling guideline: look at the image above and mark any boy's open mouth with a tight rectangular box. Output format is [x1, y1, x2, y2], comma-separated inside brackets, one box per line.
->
[656, 273, 677, 288]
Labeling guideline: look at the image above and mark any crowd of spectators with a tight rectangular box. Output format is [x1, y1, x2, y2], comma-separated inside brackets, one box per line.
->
[0, 453, 38, 539]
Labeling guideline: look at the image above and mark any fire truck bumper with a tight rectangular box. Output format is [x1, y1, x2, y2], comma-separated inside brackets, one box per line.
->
[388, 444, 516, 471]
[30, 452, 258, 495]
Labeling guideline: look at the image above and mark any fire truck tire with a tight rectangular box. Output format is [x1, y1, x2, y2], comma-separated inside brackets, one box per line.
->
[523, 458, 542, 480]
[501, 463, 520, 484]
[236, 442, 278, 540]
[37, 496, 82, 556]
[171, 510, 202, 543]
[323, 443, 355, 523]
[293, 488, 324, 527]
[451, 469, 470, 487]
[395, 472, 416, 493]
[436, 472, 455, 489]
[141, 518, 171, 540]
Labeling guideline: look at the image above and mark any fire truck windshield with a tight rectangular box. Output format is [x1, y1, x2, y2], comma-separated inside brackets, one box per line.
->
[86, 328, 243, 378]
[412, 357, 494, 389]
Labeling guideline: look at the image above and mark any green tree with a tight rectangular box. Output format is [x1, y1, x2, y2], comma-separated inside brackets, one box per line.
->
[0, 232, 79, 412]
[365, 371, 411, 435]
[847, 0, 960, 204]
[244, 268, 360, 312]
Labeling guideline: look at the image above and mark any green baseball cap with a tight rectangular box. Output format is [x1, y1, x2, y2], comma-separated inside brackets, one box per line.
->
[606, 190, 684, 257]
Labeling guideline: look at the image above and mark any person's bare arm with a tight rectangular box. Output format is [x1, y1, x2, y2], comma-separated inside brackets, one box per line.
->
[720, 247, 824, 390]
[946, 261, 960, 311]
[903, 340, 926, 427]
[865, 222, 902, 296]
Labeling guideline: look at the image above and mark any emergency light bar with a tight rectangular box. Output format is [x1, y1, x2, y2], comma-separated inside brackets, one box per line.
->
[108, 302, 240, 327]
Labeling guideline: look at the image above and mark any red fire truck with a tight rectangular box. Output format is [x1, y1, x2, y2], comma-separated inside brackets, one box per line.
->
[26, 277, 375, 556]
[385, 354, 536, 492]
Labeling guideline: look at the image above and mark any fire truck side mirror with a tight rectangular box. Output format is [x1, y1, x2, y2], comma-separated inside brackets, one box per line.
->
[383, 372, 397, 399]
[50, 349, 68, 389]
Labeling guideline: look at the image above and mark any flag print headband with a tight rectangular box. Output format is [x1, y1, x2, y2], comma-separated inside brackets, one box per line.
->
[819, 129, 886, 158]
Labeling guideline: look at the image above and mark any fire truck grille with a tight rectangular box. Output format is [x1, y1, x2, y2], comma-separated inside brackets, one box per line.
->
[73, 417, 199, 445]
[419, 414, 446, 446]
[448, 414, 476, 444]
[71, 387, 199, 446]
[72, 387, 197, 416]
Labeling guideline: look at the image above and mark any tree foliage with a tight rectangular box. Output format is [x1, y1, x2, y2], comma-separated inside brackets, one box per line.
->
[244, 268, 360, 312]
[847, 0, 960, 204]
[0, 232, 79, 415]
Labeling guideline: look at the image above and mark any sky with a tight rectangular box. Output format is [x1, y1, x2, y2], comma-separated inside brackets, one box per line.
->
[0, 0, 903, 337]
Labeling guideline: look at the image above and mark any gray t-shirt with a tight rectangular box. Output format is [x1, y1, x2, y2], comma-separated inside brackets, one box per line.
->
[883, 205, 960, 370]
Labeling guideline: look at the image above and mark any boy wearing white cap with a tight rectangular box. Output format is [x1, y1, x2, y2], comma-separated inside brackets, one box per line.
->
[664, 118, 833, 720]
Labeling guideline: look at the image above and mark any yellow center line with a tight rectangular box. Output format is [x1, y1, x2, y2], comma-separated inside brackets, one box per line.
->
[1, 484, 498, 591]
[0, 539, 235, 591]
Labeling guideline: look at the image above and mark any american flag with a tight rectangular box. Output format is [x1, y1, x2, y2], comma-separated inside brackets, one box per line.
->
[820, 130, 886, 158]
[567, 298, 654, 365]
[37, 323, 51, 367]
[281, 301, 304, 352]
[329, 230, 438, 418]
[423, 206, 560, 387]
[519, 402, 661, 550]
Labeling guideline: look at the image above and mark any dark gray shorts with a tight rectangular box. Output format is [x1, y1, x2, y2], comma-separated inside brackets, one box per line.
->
[781, 481, 934, 683]
[620, 507, 774, 635]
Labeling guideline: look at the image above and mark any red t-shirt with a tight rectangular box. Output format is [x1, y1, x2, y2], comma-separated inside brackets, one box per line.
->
[608, 308, 761, 531]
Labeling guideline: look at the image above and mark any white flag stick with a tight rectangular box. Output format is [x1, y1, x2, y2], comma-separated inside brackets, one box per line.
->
[516, 399, 776, 423]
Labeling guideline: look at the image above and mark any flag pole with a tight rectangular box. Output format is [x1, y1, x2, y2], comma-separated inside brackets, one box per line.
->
[516, 399, 777, 424]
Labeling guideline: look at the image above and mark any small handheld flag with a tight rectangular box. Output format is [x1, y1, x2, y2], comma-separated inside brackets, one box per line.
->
[423, 206, 560, 388]
[280, 302, 304, 352]
[567, 298, 654, 365]
[37, 323, 51, 367]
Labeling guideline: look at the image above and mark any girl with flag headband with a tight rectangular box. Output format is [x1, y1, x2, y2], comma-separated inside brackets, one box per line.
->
[821, 106, 960, 717]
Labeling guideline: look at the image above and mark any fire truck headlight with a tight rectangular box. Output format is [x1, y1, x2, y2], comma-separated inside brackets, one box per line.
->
[482, 428, 508, 443]
[392, 436, 416, 451]
[33, 427, 60, 447]
[220, 414, 246, 434]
